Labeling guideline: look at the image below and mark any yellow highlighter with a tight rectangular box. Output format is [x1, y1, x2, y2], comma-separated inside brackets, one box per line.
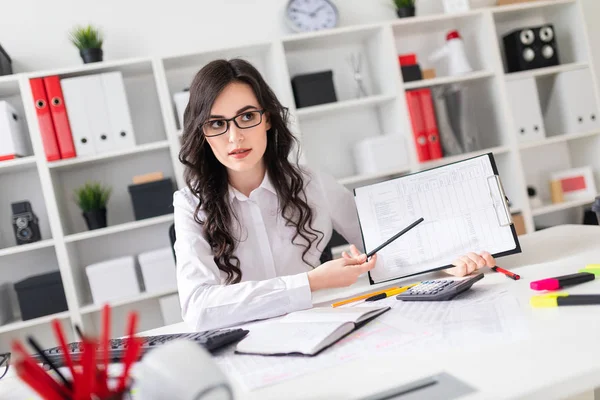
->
[364, 283, 420, 302]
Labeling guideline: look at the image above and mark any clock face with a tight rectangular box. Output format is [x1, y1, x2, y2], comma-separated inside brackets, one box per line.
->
[285, 0, 338, 33]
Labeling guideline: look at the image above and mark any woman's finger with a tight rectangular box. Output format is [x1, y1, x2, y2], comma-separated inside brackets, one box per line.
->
[460, 256, 477, 274]
[350, 244, 361, 257]
[480, 251, 496, 267]
[448, 260, 467, 277]
[466, 252, 486, 269]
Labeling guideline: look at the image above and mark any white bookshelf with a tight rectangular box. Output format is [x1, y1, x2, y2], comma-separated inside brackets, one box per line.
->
[0, 0, 598, 348]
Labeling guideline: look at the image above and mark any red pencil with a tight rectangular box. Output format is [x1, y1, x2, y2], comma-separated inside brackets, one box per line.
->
[51, 319, 77, 381]
[96, 304, 112, 397]
[492, 266, 520, 280]
[117, 312, 141, 393]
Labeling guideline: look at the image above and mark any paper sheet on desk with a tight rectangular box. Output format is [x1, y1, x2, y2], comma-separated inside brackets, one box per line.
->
[214, 289, 528, 391]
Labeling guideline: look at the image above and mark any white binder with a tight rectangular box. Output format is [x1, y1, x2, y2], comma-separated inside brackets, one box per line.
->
[61, 77, 96, 156]
[505, 77, 546, 143]
[82, 75, 114, 153]
[101, 71, 136, 150]
[544, 68, 600, 135]
[173, 90, 190, 130]
[353, 153, 521, 284]
[0, 100, 27, 159]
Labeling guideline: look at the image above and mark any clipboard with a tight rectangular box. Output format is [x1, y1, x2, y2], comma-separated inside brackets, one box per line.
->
[353, 153, 522, 285]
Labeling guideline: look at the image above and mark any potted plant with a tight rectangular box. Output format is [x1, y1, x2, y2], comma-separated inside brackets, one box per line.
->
[68, 25, 104, 64]
[392, 0, 416, 18]
[73, 181, 112, 230]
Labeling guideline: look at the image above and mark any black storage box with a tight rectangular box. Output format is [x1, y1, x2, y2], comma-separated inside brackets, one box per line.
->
[14, 271, 68, 321]
[128, 178, 175, 220]
[291, 70, 337, 108]
[0, 44, 12, 76]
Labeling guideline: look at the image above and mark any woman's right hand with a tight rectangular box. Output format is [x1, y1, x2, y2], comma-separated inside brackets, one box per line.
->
[307, 251, 377, 292]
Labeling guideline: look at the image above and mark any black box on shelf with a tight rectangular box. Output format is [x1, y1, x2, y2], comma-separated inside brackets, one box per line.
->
[14, 271, 68, 321]
[502, 24, 560, 73]
[291, 70, 337, 108]
[128, 178, 175, 220]
[0, 44, 12, 76]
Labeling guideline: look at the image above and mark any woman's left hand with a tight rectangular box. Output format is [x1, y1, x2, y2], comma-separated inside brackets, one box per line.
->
[445, 251, 496, 277]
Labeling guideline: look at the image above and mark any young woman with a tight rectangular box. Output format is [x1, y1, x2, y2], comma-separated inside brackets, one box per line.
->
[174, 59, 496, 332]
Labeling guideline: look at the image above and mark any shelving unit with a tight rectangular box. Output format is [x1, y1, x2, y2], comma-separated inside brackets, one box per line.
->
[0, 0, 598, 349]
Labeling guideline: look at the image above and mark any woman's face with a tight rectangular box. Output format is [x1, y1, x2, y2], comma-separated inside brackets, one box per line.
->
[203, 82, 271, 175]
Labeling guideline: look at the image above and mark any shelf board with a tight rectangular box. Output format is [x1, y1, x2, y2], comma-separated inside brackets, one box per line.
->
[491, 0, 575, 14]
[519, 130, 600, 150]
[532, 196, 596, 217]
[0, 156, 37, 174]
[0, 311, 70, 335]
[281, 23, 381, 48]
[403, 70, 494, 90]
[47, 141, 170, 170]
[80, 288, 178, 314]
[417, 145, 511, 170]
[504, 62, 589, 81]
[296, 94, 396, 118]
[25, 57, 155, 80]
[0, 239, 55, 258]
[338, 166, 411, 186]
[64, 214, 174, 243]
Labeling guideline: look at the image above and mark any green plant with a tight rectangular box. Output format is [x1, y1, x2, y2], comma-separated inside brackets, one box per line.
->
[392, 0, 415, 8]
[73, 182, 112, 212]
[68, 25, 104, 50]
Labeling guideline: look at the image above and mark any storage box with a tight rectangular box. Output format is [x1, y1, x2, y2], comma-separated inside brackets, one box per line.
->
[352, 134, 409, 176]
[86, 256, 141, 305]
[14, 271, 68, 320]
[138, 247, 177, 293]
[291, 71, 337, 108]
[0, 100, 28, 160]
[159, 294, 183, 326]
[0, 44, 12, 76]
[128, 178, 175, 220]
[0, 282, 15, 325]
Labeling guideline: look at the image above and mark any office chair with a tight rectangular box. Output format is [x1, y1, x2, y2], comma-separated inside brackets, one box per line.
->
[169, 223, 176, 262]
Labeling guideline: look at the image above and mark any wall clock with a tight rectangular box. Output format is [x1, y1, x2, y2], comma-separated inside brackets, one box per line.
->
[285, 0, 339, 33]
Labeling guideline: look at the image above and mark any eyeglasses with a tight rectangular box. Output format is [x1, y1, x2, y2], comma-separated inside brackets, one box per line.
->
[202, 109, 266, 137]
[0, 353, 10, 380]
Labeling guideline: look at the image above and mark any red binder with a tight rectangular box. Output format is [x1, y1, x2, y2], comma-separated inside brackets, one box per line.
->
[30, 78, 61, 161]
[43, 75, 76, 159]
[405, 90, 430, 162]
[417, 89, 443, 160]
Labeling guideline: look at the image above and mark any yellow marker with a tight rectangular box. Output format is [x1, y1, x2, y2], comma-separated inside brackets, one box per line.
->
[530, 293, 570, 308]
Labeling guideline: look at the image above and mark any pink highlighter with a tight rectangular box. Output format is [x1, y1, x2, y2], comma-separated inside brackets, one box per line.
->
[530, 272, 595, 291]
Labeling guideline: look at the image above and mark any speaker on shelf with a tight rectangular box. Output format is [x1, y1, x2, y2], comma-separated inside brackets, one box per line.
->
[502, 24, 560, 73]
[11, 201, 41, 245]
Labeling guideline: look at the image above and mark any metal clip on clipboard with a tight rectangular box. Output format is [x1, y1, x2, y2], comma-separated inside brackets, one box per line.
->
[487, 174, 512, 228]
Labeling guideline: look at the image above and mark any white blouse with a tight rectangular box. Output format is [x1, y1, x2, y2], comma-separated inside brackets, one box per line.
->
[173, 167, 364, 332]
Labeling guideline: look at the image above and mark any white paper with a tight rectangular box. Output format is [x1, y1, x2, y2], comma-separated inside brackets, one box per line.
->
[216, 289, 528, 391]
[354, 154, 517, 283]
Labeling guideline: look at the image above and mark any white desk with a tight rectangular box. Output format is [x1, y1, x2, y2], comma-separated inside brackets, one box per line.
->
[2, 224, 600, 399]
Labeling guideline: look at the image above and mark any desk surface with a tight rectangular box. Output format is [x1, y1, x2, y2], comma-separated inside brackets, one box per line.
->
[2, 224, 600, 400]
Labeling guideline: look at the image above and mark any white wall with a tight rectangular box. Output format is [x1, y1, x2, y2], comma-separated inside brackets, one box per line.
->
[0, 0, 599, 83]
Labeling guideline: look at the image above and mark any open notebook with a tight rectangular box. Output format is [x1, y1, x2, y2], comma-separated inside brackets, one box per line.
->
[235, 306, 390, 356]
[354, 153, 521, 284]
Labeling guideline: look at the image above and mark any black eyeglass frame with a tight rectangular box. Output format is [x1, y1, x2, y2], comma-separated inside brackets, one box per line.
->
[201, 109, 267, 138]
[0, 352, 10, 380]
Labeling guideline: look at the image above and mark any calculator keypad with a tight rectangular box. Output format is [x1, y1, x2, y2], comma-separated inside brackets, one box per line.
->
[407, 280, 455, 295]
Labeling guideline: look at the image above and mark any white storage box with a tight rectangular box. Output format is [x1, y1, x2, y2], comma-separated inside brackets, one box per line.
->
[0, 282, 15, 325]
[0, 100, 28, 160]
[138, 247, 177, 293]
[159, 294, 183, 326]
[352, 134, 409, 176]
[86, 256, 141, 305]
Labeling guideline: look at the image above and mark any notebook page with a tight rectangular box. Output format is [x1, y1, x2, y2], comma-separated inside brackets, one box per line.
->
[354, 154, 517, 283]
[235, 322, 351, 355]
[281, 306, 386, 324]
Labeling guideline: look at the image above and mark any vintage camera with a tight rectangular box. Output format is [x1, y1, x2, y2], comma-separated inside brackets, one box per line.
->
[503, 24, 560, 73]
[11, 201, 41, 245]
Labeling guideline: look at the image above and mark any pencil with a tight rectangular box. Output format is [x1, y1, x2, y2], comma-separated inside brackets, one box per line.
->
[51, 319, 76, 385]
[367, 217, 424, 258]
[117, 312, 141, 392]
[27, 336, 72, 390]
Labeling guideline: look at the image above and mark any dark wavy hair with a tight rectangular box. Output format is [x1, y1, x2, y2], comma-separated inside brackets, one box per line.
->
[179, 59, 324, 284]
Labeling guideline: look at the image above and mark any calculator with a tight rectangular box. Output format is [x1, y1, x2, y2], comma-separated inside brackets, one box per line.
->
[396, 273, 484, 301]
